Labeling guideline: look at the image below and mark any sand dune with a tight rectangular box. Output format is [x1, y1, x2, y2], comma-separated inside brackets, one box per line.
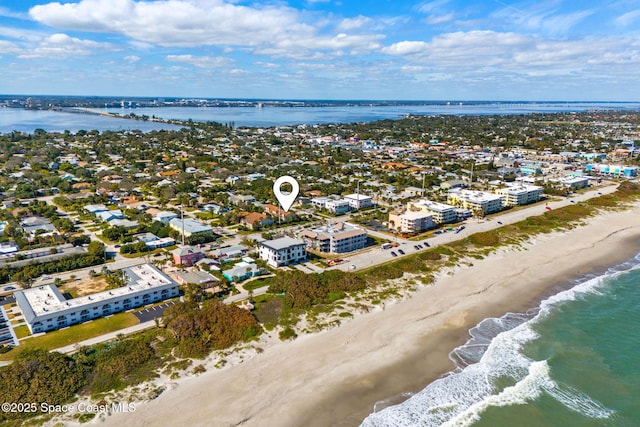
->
[95, 205, 640, 427]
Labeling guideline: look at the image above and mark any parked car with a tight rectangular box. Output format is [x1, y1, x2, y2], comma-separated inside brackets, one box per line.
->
[398, 249, 405, 255]
[391, 251, 398, 257]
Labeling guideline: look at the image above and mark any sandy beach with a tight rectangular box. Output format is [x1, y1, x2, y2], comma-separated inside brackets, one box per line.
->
[98, 205, 640, 427]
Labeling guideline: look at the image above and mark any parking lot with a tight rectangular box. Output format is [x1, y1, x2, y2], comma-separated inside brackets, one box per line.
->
[133, 301, 178, 323]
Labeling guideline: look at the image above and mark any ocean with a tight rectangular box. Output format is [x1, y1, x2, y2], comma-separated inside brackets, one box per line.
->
[3, 101, 640, 134]
[361, 253, 640, 427]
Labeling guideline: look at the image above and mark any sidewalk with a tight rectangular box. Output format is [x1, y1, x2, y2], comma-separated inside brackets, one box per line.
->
[53, 320, 158, 354]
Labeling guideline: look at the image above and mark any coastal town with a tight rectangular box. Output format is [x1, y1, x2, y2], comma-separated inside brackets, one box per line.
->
[0, 103, 639, 424]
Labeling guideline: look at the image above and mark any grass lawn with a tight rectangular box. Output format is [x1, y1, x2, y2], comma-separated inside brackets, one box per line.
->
[0, 312, 140, 361]
[13, 325, 30, 339]
[244, 277, 274, 291]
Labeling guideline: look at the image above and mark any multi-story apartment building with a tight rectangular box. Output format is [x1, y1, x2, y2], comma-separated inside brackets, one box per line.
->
[406, 199, 458, 224]
[388, 210, 435, 234]
[494, 183, 543, 206]
[301, 222, 367, 254]
[15, 264, 179, 334]
[447, 189, 505, 215]
[259, 237, 307, 268]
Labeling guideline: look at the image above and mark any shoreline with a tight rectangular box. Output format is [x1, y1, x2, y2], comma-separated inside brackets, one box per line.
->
[93, 205, 640, 427]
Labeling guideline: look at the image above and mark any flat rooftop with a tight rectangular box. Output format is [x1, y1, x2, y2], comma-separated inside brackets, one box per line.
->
[19, 264, 177, 317]
[260, 236, 306, 250]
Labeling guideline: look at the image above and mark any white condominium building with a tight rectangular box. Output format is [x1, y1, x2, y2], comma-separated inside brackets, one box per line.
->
[495, 183, 543, 206]
[447, 188, 505, 215]
[388, 210, 435, 233]
[406, 199, 457, 224]
[343, 194, 374, 210]
[301, 222, 367, 254]
[258, 237, 307, 268]
[15, 264, 179, 334]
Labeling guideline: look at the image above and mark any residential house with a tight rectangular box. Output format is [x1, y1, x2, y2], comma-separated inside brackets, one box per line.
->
[169, 218, 213, 237]
[171, 246, 205, 267]
[211, 245, 249, 262]
[134, 233, 175, 249]
[240, 212, 274, 230]
[173, 270, 219, 287]
[154, 211, 179, 224]
[223, 261, 261, 282]
[20, 217, 56, 237]
[84, 204, 109, 215]
[96, 209, 124, 222]
[263, 204, 295, 221]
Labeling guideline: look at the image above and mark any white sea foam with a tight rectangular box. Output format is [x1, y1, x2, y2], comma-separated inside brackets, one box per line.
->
[360, 259, 638, 427]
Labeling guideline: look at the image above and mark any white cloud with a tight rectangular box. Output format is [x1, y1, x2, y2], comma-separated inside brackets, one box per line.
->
[490, 2, 594, 36]
[0, 6, 28, 19]
[416, 0, 450, 14]
[29, 0, 383, 59]
[381, 31, 640, 76]
[18, 33, 113, 59]
[337, 16, 372, 31]
[0, 40, 21, 54]
[616, 9, 640, 27]
[381, 40, 429, 56]
[425, 13, 455, 25]
[166, 54, 233, 68]
[124, 55, 140, 62]
[255, 61, 280, 69]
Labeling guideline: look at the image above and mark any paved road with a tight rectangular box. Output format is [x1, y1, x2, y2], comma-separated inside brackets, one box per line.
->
[329, 182, 619, 272]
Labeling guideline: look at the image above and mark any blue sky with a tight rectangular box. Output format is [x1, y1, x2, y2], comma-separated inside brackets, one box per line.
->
[1, 0, 640, 100]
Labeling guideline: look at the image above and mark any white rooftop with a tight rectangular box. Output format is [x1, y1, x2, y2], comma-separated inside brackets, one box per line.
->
[21, 264, 175, 317]
[411, 199, 456, 212]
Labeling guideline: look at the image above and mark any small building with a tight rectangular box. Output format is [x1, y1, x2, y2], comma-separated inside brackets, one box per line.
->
[229, 194, 256, 205]
[210, 245, 249, 262]
[173, 270, 219, 287]
[134, 233, 175, 249]
[171, 246, 205, 267]
[343, 193, 374, 210]
[258, 237, 307, 268]
[154, 211, 179, 224]
[325, 199, 351, 215]
[20, 217, 56, 236]
[169, 218, 213, 237]
[84, 204, 109, 214]
[554, 176, 590, 190]
[223, 261, 261, 282]
[107, 218, 139, 228]
[240, 212, 274, 230]
[96, 209, 124, 222]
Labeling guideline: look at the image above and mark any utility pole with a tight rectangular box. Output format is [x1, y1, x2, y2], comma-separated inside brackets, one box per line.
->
[181, 203, 185, 246]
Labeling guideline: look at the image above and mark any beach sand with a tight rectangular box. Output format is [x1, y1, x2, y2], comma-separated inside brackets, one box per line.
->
[98, 205, 640, 427]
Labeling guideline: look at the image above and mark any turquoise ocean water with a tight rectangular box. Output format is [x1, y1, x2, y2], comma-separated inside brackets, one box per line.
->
[361, 253, 640, 427]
